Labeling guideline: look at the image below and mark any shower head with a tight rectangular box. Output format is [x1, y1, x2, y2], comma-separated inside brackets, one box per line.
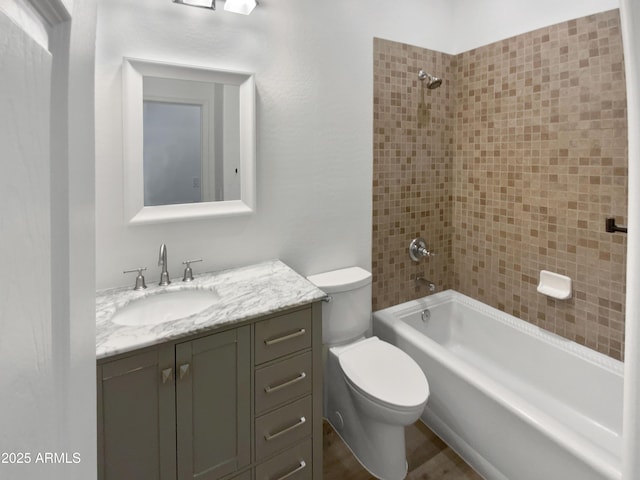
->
[418, 69, 442, 89]
[426, 76, 442, 89]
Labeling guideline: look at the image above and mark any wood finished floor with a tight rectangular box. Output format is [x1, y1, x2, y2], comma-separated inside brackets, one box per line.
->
[323, 421, 483, 480]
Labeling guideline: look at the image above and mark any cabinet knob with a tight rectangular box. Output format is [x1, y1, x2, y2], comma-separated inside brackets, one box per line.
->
[179, 363, 190, 380]
[161, 368, 173, 384]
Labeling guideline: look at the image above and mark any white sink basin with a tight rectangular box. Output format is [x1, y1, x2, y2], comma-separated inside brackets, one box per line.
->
[112, 289, 220, 326]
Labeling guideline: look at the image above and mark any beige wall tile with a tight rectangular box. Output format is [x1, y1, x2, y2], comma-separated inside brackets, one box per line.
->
[372, 10, 627, 361]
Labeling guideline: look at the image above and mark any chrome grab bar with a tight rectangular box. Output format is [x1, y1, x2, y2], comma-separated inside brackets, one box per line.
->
[264, 372, 306, 394]
[264, 329, 306, 346]
[264, 416, 306, 441]
[274, 460, 307, 480]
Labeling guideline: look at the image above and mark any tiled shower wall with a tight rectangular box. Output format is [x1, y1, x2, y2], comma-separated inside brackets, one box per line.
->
[372, 9, 628, 360]
[372, 38, 456, 310]
[454, 10, 627, 359]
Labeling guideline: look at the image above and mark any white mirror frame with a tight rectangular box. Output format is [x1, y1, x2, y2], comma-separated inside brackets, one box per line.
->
[122, 58, 256, 225]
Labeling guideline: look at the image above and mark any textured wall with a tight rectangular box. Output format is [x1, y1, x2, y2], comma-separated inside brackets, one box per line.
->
[372, 10, 627, 360]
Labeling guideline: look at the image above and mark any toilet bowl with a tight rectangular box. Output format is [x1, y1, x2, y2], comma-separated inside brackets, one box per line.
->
[307, 267, 430, 480]
[327, 337, 429, 480]
[339, 337, 429, 425]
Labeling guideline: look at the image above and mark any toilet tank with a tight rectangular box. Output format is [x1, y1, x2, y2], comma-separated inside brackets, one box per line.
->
[307, 267, 372, 346]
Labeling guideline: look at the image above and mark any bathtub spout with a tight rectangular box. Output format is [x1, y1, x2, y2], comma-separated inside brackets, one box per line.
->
[416, 276, 436, 292]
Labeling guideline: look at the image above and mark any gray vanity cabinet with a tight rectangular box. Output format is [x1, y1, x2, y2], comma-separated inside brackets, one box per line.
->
[175, 327, 251, 480]
[97, 347, 176, 480]
[97, 326, 251, 480]
[98, 302, 322, 480]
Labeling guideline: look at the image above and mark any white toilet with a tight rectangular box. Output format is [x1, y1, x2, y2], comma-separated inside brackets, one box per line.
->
[307, 267, 429, 480]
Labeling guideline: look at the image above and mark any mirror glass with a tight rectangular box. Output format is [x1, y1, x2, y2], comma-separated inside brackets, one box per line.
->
[143, 101, 204, 206]
[122, 58, 255, 225]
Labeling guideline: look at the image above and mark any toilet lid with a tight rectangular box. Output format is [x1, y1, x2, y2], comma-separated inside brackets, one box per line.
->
[338, 338, 429, 409]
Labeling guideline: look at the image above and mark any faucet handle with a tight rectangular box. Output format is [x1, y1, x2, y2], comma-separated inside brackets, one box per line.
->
[409, 237, 436, 262]
[182, 259, 203, 282]
[123, 267, 147, 291]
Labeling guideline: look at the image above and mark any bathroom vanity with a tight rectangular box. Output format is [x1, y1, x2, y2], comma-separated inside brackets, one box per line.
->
[96, 260, 325, 480]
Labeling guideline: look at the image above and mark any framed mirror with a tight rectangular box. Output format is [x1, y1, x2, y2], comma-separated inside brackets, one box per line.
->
[122, 58, 256, 225]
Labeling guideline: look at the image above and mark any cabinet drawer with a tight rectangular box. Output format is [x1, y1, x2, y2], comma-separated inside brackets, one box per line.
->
[255, 396, 312, 461]
[255, 352, 312, 415]
[230, 471, 252, 480]
[255, 309, 312, 365]
[255, 438, 312, 480]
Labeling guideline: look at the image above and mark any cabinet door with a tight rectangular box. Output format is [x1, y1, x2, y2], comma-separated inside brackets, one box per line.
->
[176, 326, 251, 480]
[98, 348, 176, 480]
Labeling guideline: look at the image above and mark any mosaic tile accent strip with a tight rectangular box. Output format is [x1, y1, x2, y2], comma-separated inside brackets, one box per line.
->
[372, 9, 627, 360]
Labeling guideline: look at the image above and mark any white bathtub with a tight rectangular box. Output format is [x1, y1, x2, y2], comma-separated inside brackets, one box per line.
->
[373, 290, 623, 480]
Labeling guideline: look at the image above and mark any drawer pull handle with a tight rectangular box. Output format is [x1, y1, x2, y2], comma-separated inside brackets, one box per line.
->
[179, 363, 190, 380]
[274, 460, 307, 480]
[264, 328, 306, 346]
[264, 416, 306, 441]
[265, 372, 307, 394]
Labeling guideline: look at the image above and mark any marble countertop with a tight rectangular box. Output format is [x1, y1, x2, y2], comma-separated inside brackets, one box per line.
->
[96, 259, 327, 360]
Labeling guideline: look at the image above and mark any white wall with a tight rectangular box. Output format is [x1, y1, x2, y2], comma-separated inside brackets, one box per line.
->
[0, 0, 97, 479]
[1, 0, 49, 47]
[94, 0, 455, 289]
[451, 0, 619, 53]
[64, 0, 98, 477]
[620, 0, 640, 478]
[0, 9, 55, 478]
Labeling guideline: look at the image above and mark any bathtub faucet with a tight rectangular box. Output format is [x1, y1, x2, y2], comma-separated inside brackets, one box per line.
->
[416, 276, 436, 292]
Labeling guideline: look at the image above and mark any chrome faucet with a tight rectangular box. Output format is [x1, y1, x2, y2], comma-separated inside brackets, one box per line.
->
[158, 243, 171, 286]
[416, 276, 436, 292]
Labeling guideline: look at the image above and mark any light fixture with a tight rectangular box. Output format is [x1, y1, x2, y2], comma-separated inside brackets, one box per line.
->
[224, 0, 257, 15]
[174, 0, 257, 15]
[173, 0, 215, 10]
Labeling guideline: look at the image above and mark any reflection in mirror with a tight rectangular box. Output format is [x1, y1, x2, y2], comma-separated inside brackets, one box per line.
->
[142, 76, 241, 206]
[143, 101, 203, 206]
[122, 58, 255, 225]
